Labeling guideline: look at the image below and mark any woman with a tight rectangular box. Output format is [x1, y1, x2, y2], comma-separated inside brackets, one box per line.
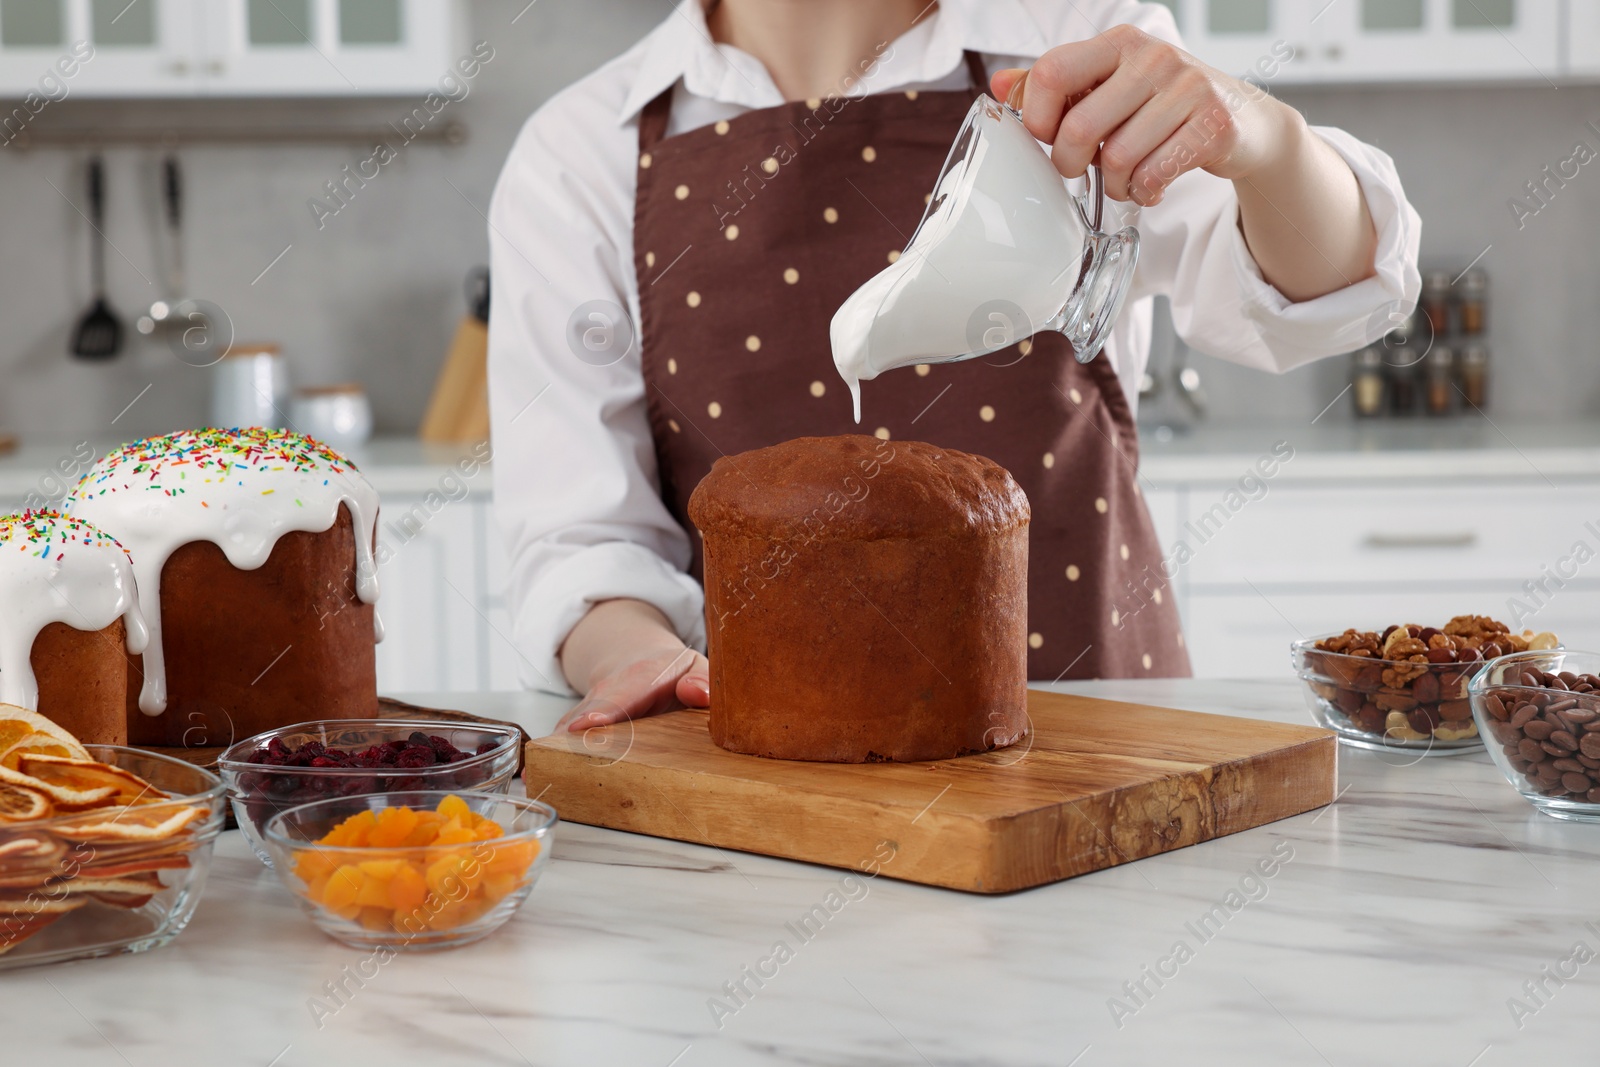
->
[488, 0, 1420, 731]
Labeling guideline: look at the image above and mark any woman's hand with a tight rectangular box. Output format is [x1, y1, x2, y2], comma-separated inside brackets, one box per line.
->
[991, 26, 1297, 207]
[554, 598, 709, 733]
[991, 26, 1376, 302]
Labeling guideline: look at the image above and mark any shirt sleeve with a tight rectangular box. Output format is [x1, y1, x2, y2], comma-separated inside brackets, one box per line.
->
[1071, 1, 1424, 373]
[487, 91, 705, 696]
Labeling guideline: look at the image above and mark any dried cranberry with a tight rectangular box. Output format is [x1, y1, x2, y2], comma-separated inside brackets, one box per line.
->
[396, 748, 436, 768]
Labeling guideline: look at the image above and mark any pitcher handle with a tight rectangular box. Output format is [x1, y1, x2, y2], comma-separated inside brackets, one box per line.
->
[1004, 70, 1110, 237]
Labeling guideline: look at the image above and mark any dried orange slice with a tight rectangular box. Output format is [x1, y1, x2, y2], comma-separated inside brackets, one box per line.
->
[51, 804, 205, 842]
[16, 755, 170, 806]
[0, 705, 89, 770]
[0, 835, 61, 863]
[0, 780, 51, 822]
[0, 765, 114, 809]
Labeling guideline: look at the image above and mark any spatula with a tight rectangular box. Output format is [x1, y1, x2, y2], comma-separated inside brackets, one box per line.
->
[71, 156, 122, 360]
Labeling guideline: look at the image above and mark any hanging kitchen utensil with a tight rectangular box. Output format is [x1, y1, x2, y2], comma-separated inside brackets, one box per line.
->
[71, 156, 123, 360]
[420, 267, 491, 443]
[137, 154, 186, 337]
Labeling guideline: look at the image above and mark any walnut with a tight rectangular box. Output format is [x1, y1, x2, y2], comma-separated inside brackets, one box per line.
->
[1427, 632, 1462, 652]
[1443, 615, 1510, 639]
[1383, 629, 1427, 660]
[1382, 656, 1429, 687]
[1316, 629, 1381, 655]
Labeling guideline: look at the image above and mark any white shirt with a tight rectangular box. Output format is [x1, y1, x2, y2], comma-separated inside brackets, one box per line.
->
[487, 0, 1422, 694]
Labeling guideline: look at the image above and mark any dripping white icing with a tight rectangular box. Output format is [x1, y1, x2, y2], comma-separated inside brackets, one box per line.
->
[66, 428, 381, 716]
[0, 511, 148, 711]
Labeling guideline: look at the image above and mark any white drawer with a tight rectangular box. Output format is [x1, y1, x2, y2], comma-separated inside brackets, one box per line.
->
[1183, 587, 1600, 679]
[1181, 484, 1600, 587]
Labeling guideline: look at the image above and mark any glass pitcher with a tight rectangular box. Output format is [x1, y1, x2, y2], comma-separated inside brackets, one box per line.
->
[831, 88, 1140, 421]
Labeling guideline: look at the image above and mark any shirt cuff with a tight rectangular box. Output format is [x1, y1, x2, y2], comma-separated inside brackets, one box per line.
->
[1227, 124, 1423, 368]
[512, 541, 707, 696]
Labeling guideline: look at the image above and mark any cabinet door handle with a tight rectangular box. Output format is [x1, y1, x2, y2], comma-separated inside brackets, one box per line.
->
[1362, 532, 1478, 549]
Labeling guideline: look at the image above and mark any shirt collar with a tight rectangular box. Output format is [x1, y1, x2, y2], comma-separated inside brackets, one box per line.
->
[617, 0, 1050, 125]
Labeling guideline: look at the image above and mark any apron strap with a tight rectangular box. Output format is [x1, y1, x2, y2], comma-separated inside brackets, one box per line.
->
[962, 49, 989, 93]
[638, 86, 673, 153]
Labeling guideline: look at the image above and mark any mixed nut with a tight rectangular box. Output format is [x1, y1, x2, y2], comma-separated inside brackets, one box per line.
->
[1480, 666, 1600, 803]
[1306, 615, 1559, 744]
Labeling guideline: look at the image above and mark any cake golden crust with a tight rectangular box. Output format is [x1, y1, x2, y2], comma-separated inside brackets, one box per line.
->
[689, 435, 1030, 763]
[33, 619, 129, 746]
[689, 434, 1028, 542]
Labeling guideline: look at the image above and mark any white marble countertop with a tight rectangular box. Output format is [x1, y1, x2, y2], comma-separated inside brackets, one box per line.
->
[11, 679, 1600, 1066]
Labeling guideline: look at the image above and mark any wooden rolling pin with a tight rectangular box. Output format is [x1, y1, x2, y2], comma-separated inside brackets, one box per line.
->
[420, 268, 490, 444]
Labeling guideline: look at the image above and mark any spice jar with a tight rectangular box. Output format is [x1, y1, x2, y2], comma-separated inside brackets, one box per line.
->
[1458, 344, 1489, 410]
[1352, 347, 1386, 418]
[1425, 345, 1455, 416]
[1421, 271, 1453, 337]
[1387, 348, 1420, 415]
[1456, 269, 1487, 335]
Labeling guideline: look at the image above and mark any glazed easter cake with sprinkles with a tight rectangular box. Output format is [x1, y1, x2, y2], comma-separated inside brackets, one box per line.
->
[67, 428, 382, 747]
[0, 510, 148, 744]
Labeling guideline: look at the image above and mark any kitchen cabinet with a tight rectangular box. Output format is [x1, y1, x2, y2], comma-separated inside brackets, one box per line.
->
[0, 0, 463, 99]
[373, 495, 525, 694]
[1158, 479, 1600, 678]
[1564, 3, 1600, 77]
[1155, 0, 1562, 84]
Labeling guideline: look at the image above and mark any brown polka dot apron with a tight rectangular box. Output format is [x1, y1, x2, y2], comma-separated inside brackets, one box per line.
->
[633, 52, 1190, 679]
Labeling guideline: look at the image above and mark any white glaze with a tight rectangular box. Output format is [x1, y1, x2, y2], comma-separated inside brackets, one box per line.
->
[0, 511, 148, 711]
[66, 429, 381, 716]
[830, 94, 1087, 421]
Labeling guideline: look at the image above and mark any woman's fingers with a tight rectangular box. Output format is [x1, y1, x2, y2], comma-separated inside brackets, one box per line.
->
[1127, 98, 1245, 205]
[1048, 64, 1158, 182]
[1095, 85, 1194, 201]
[989, 68, 1026, 106]
[1021, 28, 1140, 145]
[555, 694, 626, 733]
[556, 646, 708, 733]
[675, 652, 710, 707]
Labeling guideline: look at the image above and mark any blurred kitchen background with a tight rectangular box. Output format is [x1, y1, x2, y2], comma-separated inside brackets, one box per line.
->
[0, 0, 1596, 689]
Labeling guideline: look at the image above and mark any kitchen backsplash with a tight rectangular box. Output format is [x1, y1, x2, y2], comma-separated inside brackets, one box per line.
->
[0, 0, 1594, 438]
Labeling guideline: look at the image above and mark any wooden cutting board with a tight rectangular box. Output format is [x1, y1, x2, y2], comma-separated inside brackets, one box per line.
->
[523, 690, 1335, 893]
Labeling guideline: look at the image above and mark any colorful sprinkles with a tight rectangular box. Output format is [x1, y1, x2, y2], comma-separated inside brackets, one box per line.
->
[69, 428, 358, 501]
[0, 509, 128, 563]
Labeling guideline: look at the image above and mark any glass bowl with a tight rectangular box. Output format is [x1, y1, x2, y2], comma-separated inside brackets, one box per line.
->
[1292, 636, 1486, 755]
[217, 720, 522, 867]
[262, 790, 556, 951]
[1470, 650, 1600, 821]
[0, 746, 225, 971]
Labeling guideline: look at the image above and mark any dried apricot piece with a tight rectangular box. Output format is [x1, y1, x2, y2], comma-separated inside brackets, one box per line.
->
[387, 863, 427, 914]
[322, 866, 363, 916]
[355, 874, 391, 909]
[368, 806, 419, 847]
[436, 794, 472, 823]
